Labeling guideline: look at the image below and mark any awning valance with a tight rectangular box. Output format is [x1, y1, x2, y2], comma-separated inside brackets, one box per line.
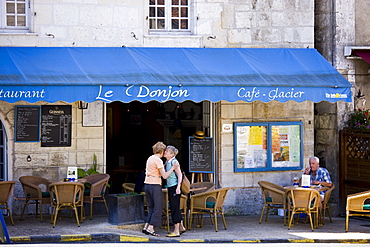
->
[0, 47, 352, 103]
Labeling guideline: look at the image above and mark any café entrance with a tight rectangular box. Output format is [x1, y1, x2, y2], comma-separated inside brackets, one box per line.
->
[106, 100, 211, 193]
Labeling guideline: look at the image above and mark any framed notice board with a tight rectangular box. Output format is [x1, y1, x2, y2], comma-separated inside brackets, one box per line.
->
[189, 137, 214, 173]
[15, 106, 40, 142]
[41, 105, 72, 147]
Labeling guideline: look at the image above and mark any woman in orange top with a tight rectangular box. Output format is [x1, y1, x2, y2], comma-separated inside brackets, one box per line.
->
[142, 142, 178, 237]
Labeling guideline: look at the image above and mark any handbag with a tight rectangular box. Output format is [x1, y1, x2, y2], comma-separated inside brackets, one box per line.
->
[180, 171, 191, 194]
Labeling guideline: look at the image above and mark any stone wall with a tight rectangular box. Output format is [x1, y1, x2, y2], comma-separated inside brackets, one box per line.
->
[0, 101, 105, 215]
[0, 0, 314, 49]
[219, 100, 315, 215]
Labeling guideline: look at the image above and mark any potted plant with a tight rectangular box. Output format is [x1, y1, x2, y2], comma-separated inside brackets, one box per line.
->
[346, 109, 370, 131]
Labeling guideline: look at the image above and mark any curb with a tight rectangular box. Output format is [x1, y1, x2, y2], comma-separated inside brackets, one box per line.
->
[9, 234, 370, 244]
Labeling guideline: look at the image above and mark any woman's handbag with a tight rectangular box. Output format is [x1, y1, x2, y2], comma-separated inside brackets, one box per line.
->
[180, 171, 191, 194]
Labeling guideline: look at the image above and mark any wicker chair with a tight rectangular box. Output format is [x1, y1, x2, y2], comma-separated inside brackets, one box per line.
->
[258, 181, 287, 225]
[188, 187, 230, 232]
[122, 183, 135, 193]
[0, 181, 15, 225]
[345, 190, 370, 232]
[49, 182, 84, 227]
[19, 176, 51, 222]
[321, 184, 335, 224]
[286, 188, 320, 231]
[83, 174, 110, 220]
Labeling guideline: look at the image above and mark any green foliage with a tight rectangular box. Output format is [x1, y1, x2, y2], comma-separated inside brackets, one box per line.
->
[77, 153, 110, 188]
[346, 109, 370, 130]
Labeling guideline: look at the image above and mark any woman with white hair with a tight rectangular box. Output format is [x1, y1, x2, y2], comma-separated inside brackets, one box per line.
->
[163, 145, 186, 237]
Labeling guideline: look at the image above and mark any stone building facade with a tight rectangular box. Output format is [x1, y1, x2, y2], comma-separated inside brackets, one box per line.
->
[0, 0, 351, 215]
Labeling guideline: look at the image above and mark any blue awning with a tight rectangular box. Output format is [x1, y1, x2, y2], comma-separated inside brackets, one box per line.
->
[0, 47, 352, 103]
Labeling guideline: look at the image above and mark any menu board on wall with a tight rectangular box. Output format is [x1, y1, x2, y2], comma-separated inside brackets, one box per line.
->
[15, 106, 40, 142]
[41, 105, 72, 147]
[189, 137, 213, 173]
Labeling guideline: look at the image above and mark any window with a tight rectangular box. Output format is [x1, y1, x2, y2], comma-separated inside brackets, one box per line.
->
[234, 122, 303, 172]
[0, 0, 29, 32]
[149, 0, 189, 33]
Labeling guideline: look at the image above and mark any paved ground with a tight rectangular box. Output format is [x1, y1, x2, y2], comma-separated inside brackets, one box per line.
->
[3, 212, 370, 244]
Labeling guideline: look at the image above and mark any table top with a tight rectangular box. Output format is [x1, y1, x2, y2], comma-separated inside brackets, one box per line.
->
[284, 185, 330, 192]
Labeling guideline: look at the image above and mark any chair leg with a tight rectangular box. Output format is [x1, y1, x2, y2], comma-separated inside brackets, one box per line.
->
[327, 206, 332, 223]
[214, 211, 218, 232]
[20, 200, 29, 221]
[259, 206, 265, 223]
[308, 213, 314, 231]
[288, 211, 295, 229]
[283, 206, 287, 226]
[345, 212, 349, 232]
[102, 197, 109, 213]
[80, 205, 84, 223]
[52, 208, 60, 228]
[265, 207, 270, 222]
[39, 203, 44, 222]
[188, 211, 193, 230]
[221, 211, 227, 230]
[7, 208, 14, 226]
[73, 207, 80, 227]
[90, 201, 93, 220]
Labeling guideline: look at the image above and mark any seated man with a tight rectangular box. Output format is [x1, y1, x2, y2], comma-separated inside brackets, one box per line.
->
[303, 156, 333, 191]
[303, 156, 332, 210]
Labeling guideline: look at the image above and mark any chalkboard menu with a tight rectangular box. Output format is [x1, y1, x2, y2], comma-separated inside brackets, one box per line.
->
[15, 106, 40, 142]
[189, 137, 213, 173]
[41, 105, 72, 147]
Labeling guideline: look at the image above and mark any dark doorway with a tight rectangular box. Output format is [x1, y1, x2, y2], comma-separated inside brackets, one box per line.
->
[106, 101, 203, 193]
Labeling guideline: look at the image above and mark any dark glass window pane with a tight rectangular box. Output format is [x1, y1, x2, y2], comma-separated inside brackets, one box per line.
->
[172, 0, 179, 4]
[6, 3, 15, 14]
[181, 7, 187, 17]
[17, 16, 26, 26]
[149, 7, 155, 17]
[157, 7, 165, 17]
[181, 19, 188, 29]
[172, 19, 179, 29]
[172, 7, 179, 17]
[149, 19, 156, 29]
[181, 0, 187, 5]
[158, 0, 164, 5]
[7, 16, 15, 26]
[17, 3, 25, 14]
[157, 19, 165, 29]
[149, 0, 155, 5]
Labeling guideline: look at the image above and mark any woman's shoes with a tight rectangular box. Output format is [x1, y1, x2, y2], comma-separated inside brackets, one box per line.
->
[146, 230, 160, 237]
[166, 232, 180, 237]
[180, 230, 186, 234]
[142, 229, 149, 235]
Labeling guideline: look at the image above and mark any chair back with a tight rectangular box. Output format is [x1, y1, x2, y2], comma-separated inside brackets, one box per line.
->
[122, 183, 135, 193]
[190, 182, 216, 194]
[258, 181, 285, 204]
[49, 182, 84, 206]
[0, 181, 15, 204]
[85, 173, 110, 197]
[323, 184, 335, 206]
[214, 187, 230, 210]
[19, 176, 51, 199]
[287, 188, 320, 209]
[346, 190, 370, 211]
